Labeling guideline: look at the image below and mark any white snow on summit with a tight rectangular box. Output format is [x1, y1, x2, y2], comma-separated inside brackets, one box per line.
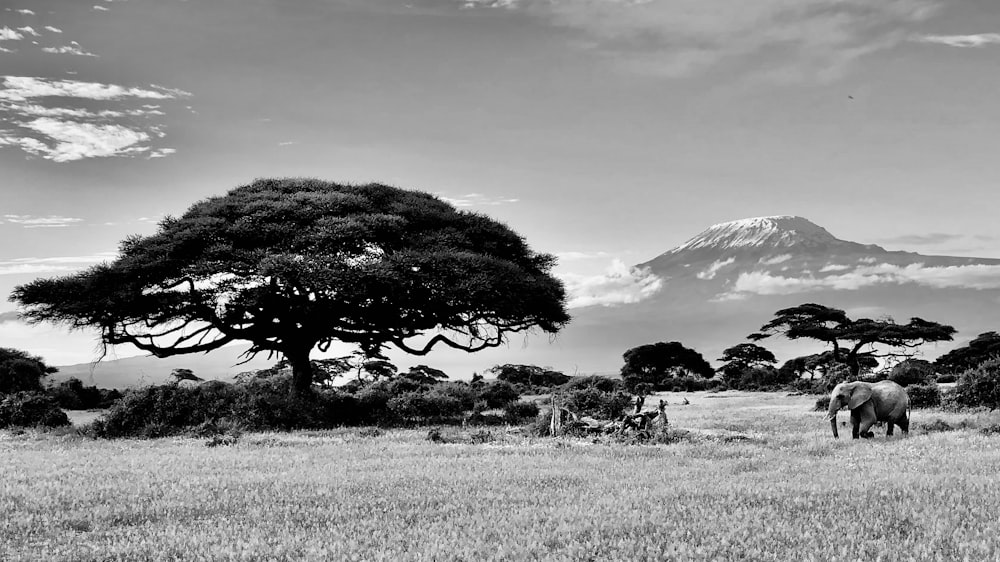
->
[671, 215, 841, 252]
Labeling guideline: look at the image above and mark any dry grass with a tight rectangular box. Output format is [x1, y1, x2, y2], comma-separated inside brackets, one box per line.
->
[4, 391, 1000, 561]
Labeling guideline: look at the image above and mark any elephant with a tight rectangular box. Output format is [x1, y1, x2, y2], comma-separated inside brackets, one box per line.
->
[827, 380, 910, 439]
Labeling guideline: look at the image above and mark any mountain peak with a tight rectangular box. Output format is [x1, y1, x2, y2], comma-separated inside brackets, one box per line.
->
[671, 215, 841, 253]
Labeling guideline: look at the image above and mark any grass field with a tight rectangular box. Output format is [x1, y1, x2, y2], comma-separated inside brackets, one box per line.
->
[4, 391, 1000, 561]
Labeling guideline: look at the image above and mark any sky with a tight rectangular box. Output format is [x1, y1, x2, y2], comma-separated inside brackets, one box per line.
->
[2, 0, 1000, 367]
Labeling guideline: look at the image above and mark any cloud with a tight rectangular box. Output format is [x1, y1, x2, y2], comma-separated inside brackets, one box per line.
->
[464, 0, 941, 81]
[696, 257, 735, 280]
[555, 251, 613, 261]
[0, 253, 115, 276]
[16, 118, 150, 162]
[758, 254, 792, 265]
[17, 27, 41, 37]
[93, 5, 110, 11]
[721, 262, 1000, 299]
[915, 33, 1000, 47]
[44, 26, 63, 34]
[3, 214, 84, 228]
[0, 311, 23, 324]
[0, 77, 191, 162]
[0, 27, 25, 41]
[16, 9, 35, 15]
[560, 259, 663, 308]
[148, 147, 176, 158]
[0, 76, 190, 102]
[42, 45, 99, 57]
[438, 193, 521, 207]
[877, 232, 964, 245]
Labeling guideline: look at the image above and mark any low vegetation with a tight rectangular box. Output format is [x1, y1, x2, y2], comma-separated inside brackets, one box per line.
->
[6, 392, 1000, 561]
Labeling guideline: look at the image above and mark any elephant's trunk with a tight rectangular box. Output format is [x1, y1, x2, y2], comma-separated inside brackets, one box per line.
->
[827, 397, 840, 439]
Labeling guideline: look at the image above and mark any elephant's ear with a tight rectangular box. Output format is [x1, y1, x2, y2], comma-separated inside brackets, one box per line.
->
[848, 385, 873, 410]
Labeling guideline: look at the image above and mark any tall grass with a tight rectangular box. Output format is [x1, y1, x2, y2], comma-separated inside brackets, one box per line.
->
[3, 391, 1000, 561]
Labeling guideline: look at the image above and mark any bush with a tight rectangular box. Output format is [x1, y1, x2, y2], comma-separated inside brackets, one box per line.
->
[936, 374, 957, 384]
[48, 378, 121, 410]
[475, 381, 521, 408]
[502, 400, 540, 424]
[388, 389, 465, 423]
[906, 384, 942, 408]
[559, 388, 631, 419]
[0, 392, 70, 428]
[560, 376, 623, 393]
[91, 379, 359, 438]
[814, 396, 831, 412]
[951, 359, 1000, 410]
[888, 359, 934, 387]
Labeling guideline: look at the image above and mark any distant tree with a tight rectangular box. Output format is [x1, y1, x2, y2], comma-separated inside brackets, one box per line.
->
[401, 365, 448, 385]
[11, 179, 569, 397]
[0, 348, 57, 395]
[750, 303, 955, 378]
[620, 341, 714, 392]
[170, 368, 203, 383]
[935, 332, 1000, 374]
[717, 343, 777, 383]
[487, 364, 569, 389]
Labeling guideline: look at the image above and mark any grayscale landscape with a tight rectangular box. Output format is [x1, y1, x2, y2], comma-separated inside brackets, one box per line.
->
[3, 1, 1000, 561]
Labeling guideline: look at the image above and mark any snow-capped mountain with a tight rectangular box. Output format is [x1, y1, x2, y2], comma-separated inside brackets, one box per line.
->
[667, 215, 870, 253]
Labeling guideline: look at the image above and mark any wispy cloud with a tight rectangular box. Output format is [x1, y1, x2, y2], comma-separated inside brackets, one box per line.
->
[463, 0, 941, 81]
[3, 214, 84, 228]
[0, 311, 22, 324]
[0, 27, 24, 41]
[0, 253, 115, 276]
[720, 262, 1000, 300]
[696, 257, 735, 280]
[877, 232, 964, 245]
[16, 9, 35, 16]
[555, 250, 613, 261]
[44, 26, 63, 34]
[17, 27, 41, 37]
[0, 77, 191, 162]
[438, 193, 520, 207]
[915, 33, 1000, 47]
[42, 43, 99, 57]
[93, 5, 110, 11]
[560, 259, 663, 308]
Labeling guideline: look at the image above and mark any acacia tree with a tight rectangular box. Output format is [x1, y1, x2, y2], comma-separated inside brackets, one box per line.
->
[11, 179, 570, 396]
[620, 341, 714, 392]
[935, 332, 1000, 374]
[749, 303, 955, 378]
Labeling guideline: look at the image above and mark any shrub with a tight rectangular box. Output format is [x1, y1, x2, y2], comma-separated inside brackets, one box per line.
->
[888, 359, 934, 387]
[91, 379, 359, 438]
[388, 390, 465, 423]
[936, 374, 957, 384]
[48, 378, 120, 410]
[503, 400, 539, 424]
[560, 376, 623, 393]
[0, 392, 70, 428]
[559, 388, 631, 419]
[906, 384, 941, 408]
[475, 381, 521, 408]
[951, 359, 1000, 410]
[814, 396, 831, 412]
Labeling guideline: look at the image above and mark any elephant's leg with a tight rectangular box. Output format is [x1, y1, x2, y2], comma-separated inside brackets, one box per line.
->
[886, 423, 894, 437]
[899, 416, 910, 436]
[856, 405, 877, 439]
[850, 410, 862, 439]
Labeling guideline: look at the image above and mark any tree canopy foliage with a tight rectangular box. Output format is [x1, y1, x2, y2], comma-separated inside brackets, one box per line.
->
[750, 303, 955, 377]
[12, 179, 569, 395]
[934, 332, 1000, 374]
[488, 364, 570, 389]
[0, 348, 57, 395]
[620, 341, 714, 392]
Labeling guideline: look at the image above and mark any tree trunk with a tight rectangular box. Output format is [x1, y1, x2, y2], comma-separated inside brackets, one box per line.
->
[286, 348, 314, 398]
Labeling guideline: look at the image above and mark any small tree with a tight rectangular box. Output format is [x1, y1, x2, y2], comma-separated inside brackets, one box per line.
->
[717, 343, 776, 384]
[750, 303, 955, 378]
[488, 364, 570, 389]
[888, 359, 934, 387]
[620, 341, 713, 392]
[0, 348, 57, 395]
[12, 179, 569, 397]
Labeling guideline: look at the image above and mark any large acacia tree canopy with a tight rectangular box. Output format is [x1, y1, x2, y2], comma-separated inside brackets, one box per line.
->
[12, 179, 570, 389]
